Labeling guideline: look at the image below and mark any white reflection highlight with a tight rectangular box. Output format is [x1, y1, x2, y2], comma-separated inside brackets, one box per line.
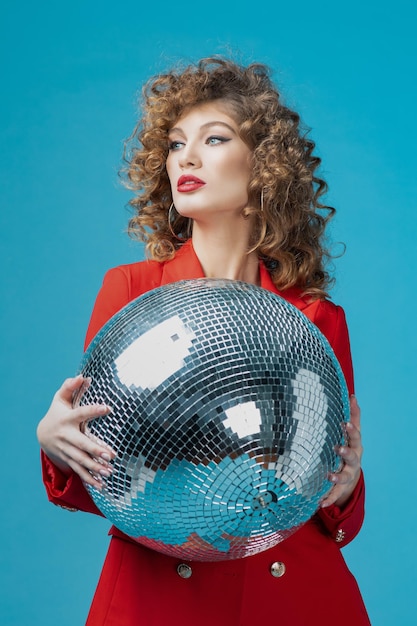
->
[224, 401, 262, 438]
[115, 315, 195, 390]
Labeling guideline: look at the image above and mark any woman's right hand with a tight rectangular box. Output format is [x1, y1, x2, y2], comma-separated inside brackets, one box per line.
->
[37, 375, 115, 489]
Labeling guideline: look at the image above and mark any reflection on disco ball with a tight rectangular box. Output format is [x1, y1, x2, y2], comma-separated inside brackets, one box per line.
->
[74, 279, 349, 561]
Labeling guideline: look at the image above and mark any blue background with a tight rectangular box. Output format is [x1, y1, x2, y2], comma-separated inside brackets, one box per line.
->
[1, 1, 416, 624]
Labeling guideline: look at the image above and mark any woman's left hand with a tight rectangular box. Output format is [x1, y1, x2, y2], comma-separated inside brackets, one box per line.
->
[320, 395, 363, 509]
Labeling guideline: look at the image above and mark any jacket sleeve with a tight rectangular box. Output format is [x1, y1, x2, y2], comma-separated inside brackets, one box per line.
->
[41, 450, 103, 514]
[316, 471, 365, 547]
[84, 267, 133, 350]
[313, 301, 365, 548]
[41, 267, 132, 514]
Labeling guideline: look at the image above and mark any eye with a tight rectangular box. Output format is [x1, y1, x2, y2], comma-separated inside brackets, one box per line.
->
[168, 140, 184, 151]
[206, 136, 230, 146]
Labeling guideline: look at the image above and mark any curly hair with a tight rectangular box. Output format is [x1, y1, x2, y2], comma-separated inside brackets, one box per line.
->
[123, 57, 336, 298]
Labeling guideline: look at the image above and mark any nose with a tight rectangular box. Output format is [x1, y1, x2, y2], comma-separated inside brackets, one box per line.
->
[178, 141, 202, 169]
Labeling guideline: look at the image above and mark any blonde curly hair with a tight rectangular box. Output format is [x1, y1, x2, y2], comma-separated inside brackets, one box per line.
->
[124, 57, 336, 298]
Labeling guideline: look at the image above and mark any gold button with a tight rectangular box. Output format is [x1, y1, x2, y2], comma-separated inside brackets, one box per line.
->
[270, 561, 286, 577]
[177, 563, 192, 579]
[335, 529, 346, 543]
[56, 504, 78, 512]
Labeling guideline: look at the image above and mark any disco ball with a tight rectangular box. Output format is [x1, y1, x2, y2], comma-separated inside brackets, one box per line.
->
[75, 279, 349, 561]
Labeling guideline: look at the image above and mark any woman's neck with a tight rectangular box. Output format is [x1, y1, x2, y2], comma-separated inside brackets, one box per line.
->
[191, 220, 260, 286]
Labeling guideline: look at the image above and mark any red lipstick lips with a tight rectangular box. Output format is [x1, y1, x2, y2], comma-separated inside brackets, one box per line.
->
[177, 175, 205, 193]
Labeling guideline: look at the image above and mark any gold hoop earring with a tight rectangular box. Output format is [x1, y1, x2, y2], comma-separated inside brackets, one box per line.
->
[258, 189, 267, 243]
[260, 188, 265, 212]
[168, 203, 188, 242]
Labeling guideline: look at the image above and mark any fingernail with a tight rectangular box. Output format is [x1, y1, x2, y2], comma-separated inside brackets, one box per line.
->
[339, 446, 346, 455]
[99, 468, 112, 477]
[101, 452, 111, 461]
[346, 421, 353, 430]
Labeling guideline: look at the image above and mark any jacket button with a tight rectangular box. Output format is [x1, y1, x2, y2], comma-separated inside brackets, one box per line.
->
[56, 504, 78, 512]
[177, 563, 192, 579]
[270, 561, 286, 577]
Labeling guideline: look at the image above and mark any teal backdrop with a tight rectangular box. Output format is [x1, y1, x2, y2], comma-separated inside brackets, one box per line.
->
[1, 1, 416, 624]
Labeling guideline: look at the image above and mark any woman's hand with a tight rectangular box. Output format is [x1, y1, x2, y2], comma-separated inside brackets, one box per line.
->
[320, 395, 363, 509]
[37, 375, 115, 489]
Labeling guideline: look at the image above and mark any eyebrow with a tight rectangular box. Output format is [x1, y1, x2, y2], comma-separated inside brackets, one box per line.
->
[169, 121, 237, 135]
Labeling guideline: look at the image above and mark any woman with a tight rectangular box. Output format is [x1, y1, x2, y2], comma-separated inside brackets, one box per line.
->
[37, 57, 370, 625]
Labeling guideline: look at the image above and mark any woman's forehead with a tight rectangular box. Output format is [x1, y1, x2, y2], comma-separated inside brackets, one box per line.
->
[173, 99, 240, 128]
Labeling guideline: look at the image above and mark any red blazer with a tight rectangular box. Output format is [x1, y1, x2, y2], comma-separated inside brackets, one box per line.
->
[41, 240, 370, 625]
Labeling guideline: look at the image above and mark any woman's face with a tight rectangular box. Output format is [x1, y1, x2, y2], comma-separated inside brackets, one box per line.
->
[166, 101, 252, 223]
